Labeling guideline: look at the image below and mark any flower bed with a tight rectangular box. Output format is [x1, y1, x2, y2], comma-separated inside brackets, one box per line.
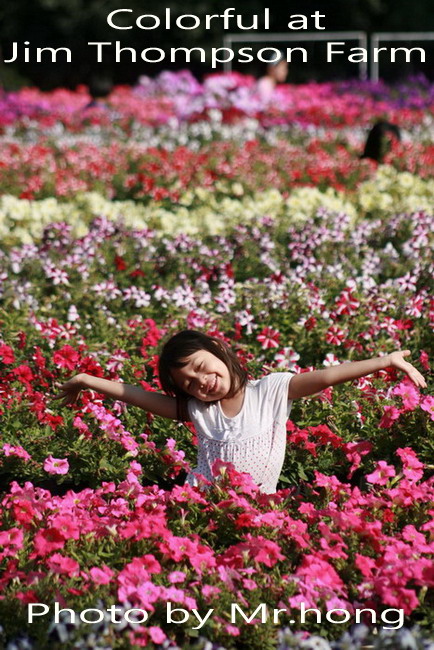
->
[1, 165, 434, 245]
[2, 72, 434, 132]
[0, 207, 433, 648]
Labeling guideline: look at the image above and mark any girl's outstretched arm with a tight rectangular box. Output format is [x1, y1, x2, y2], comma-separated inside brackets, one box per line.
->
[287, 350, 427, 400]
[54, 373, 178, 420]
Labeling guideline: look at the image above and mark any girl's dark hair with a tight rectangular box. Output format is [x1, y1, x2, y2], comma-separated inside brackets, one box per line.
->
[158, 330, 248, 401]
[361, 120, 401, 163]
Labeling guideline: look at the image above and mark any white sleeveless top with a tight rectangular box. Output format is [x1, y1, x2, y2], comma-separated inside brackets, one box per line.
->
[185, 372, 294, 494]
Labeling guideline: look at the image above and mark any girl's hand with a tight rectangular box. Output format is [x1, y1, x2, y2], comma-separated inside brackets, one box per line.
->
[387, 350, 427, 389]
[53, 373, 87, 407]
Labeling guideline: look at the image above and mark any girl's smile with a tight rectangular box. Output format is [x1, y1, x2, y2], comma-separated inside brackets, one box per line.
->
[170, 350, 231, 401]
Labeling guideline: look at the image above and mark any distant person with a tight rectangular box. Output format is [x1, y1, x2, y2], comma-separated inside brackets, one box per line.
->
[361, 120, 401, 163]
[83, 75, 113, 110]
[256, 52, 289, 101]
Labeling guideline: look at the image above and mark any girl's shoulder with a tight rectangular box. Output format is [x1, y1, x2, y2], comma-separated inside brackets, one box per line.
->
[186, 395, 218, 419]
[252, 371, 294, 388]
[251, 371, 295, 403]
[237, 373, 294, 423]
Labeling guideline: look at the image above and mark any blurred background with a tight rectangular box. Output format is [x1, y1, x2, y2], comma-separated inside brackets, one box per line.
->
[1, 0, 434, 89]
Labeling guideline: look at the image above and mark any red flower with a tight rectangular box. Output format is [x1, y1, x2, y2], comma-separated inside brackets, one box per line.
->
[325, 326, 346, 345]
[304, 316, 317, 331]
[32, 347, 46, 369]
[224, 263, 234, 278]
[257, 327, 280, 350]
[394, 319, 413, 330]
[78, 356, 104, 376]
[15, 591, 39, 604]
[17, 332, 27, 349]
[53, 345, 80, 371]
[115, 255, 127, 271]
[140, 320, 164, 355]
[12, 365, 34, 384]
[0, 344, 15, 364]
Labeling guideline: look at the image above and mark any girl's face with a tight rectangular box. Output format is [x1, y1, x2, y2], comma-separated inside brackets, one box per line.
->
[270, 60, 288, 82]
[170, 350, 231, 401]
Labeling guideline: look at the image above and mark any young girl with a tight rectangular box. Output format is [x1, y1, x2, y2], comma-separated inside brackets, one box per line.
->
[256, 53, 289, 101]
[56, 330, 427, 494]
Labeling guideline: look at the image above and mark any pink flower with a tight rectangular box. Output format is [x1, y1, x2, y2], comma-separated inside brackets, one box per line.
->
[73, 416, 91, 436]
[51, 515, 80, 540]
[401, 525, 431, 550]
[33, 528, 65, 555]
[2, 444, 31, 461]
[376, 586, 419, 615]
[148, 627, 166, 644]
[314, 472, 342, 492]
[344, 441, 372, 478]
[420, 396, 434, 421]
[202, 585, 221, 599]
[135, 581, 163, 609]
[392, 380, 420, 411]
[164, 586, 186, 602]
[224, 624, 240, 636]
[139, 554, 162, 574]
[419, 350, 430, 371]
[378, 405, 402, 428]
[396, 447, 424, 483]
[326, 597, 352, 612]
[168, 571, 186, 584]
[256, 326, 280, 349]
[46, 553, 80, 576]
[90, 566, 115, 584]
[248, 536, 285, 567]
[366, 461, 396, 485]
[43, 455, 69, 475]
[295, 554, 346, 593]
[0, 527, 24, 554]
[355, 553, 376, 578]
[221, 534, 285, 568]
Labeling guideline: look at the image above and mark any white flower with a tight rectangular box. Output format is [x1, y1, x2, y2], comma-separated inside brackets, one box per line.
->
[67, 305, 80, 322]
[274, 347, 300, 370]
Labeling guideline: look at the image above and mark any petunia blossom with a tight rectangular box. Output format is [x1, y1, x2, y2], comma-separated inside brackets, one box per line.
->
[89, 565, 115, 585]
[43, 455, 69, 475]
[392, 380, 420, 411]
[420, 396, 434, 421]
[256, 326, 280, 350]
[2, 444, 31, 461]
[378, 405, 402, 428]
[53, 344, 80, 370]
[366, 461, 396, 485]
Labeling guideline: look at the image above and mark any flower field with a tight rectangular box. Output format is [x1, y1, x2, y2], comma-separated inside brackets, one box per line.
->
[0, 71, 433, 650]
